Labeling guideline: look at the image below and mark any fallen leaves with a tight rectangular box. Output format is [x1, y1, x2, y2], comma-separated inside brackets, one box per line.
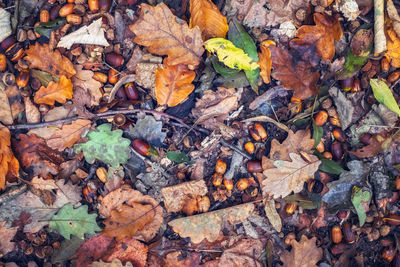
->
[155, 63, 196, 107]
[99, 186, 163, 242]
[71, 65, 103, 107]
[24, 43, 76, 78]
[0, 221, 17, 255]
[189, 0, 228, 40]
[130, 3, 204, 67]
[290, 13, 342, 63]
[280, 235, 323, 267]
[385, 27, 400, 68]
[34, 75, 74, 105]
[258, 40, 275, 84]
[0, 126, 19, 190]
[270, 46, 320, 100]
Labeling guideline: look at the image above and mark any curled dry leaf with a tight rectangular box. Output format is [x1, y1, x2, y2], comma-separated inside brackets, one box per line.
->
[71, 65, 103, 107]
[388, 0, 400, 38]
[99, 185, 163, 242]
[270, 46, 319, 100]
[161, 180, 208, 213]
[290, 13, 342, 63]
[0, 126, 19, 190]
[34, 75, 73, 105]
[130, 3, 204, 67]
[280, 235, 323, 267]
[155, 63, 196, 107]
[0, 221, 17, 255]
[189, 0, 228, 40]
[31, 176, 57, 190]
[258, 40, 275, 84]
[168, 203, 254, 244]
[24, 43, 76, 78]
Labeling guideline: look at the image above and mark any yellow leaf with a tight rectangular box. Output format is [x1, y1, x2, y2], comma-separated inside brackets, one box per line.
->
[189, 0, 228, 40]
[155, 63, 195, 107]
[258, 40, 275, 84]
[204, 38, 259, 70]
[385, 27, 400, 68]
[34, 75, 73, 105]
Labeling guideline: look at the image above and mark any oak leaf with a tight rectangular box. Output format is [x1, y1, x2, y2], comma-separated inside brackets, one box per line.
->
[45, 119, 91, 151]
[0, 126, 19, 190]
[99, 186, 163, 242]
[34, 75, 73, 105]
[155, 63, 195, 107]
[280, 235, 323, 267]
[31, 176, 57, 190]
[0, 221, 17, 255]
[76, 235, 115, 267]
[189, 0, 228, 40]
[262, 153, 321, 199]
[270, 46, 320, 100]
[290, 13, 342, 63]
[386, 27, 400, 68]
[24, 43, 76, 78]
[130, 3, 204, 67]
[71, 65, 103, 107]
[258, 40, 275, 84]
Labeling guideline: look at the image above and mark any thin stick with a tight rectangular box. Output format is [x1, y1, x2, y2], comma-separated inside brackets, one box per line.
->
[0, 184, 28, 205]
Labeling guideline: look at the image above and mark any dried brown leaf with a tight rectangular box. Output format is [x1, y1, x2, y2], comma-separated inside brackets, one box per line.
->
[0, 126, 19, 190]
[258, 40, 275, 84]
[130, 3, 204, 67]
[31, 176, 57, 190]
[24, 97, 40, 124]
[45, 119, 91, 151]
[0, 89, 12, 125]
[34, 75, 73, 105]
[102, 238, 148, 267]
[71, 65, 103, 107]
[280, 235, 323, 267]
[0, 221, 17, 255]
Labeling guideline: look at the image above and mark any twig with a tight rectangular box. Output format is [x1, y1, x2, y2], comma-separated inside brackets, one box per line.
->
[220, 139, 252, 160]
[7, 116, 79, 130]
[0, 184, 28, 205]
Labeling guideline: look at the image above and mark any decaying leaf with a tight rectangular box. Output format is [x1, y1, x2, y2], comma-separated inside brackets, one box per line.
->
[89, 259, 133, 267]
[351, 186, 371, 226]
[168, 203, 254, 243]
[270, 46, 320, 100]
[34, 75, 73, 105]
[125, 115, 166, 147]
[161, 180, 208, 213]
[71, 65, 103, 107]
[102, 238, 148, 267]
[155, 63, 196, 107]
[99, 186, 163, 242]
[0, 9, 11, 43]
[290, 13, 342, 63]
[130, 3, 204, 67]
[0, 221, 17, 255]
[349, 132, 391, 158]
[0, 89, 13, 125]
[58, 18, 109, 49]
[24, 96, 41, 124]
[189, 0, 228, 40]
[370, 79, 400, 117]
[263, 199, 282, 232]
[262, 153, 321, 199]
[258, 40, 275, 84]
[0, 126, 19, 190]
[24, 43, 76, 78]
[385, 26, 400, 68]
[280, 235, 323, 267]
[45, 119, 91, 151]
[265, 0, 311, 27]
[387, 0, 400, 38]
[75, 235, 115, 267]
[31, 176, 57, 190]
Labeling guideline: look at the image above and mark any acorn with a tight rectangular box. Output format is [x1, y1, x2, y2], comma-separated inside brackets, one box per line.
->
[66, 14, 82, 25]
[215, 159, 227, 175]
[132, 139, 150, 156]
[99, 0, 112, 10]
[124, 82, 139, 100]
[329, 116, 342, 127]
[331, 142, 343, 160]
[108, 68, 118, 84]
[247, 160, 263, 173]
[113, 114, 126, 126]
[223, 178, 234, 191]
[0, 54, 6, 71]
[315, 140, 324, 153]
[307, 180, 323, 194]
[93, 72, 108, 83]
[5, 43, 24, 62]
[244, 142, 255, 154]
[1, 72, 15, 86]
[381, 57, 390, 72]
[388, 71, 400, 84]
[212, 173, 223, 186]
[88, 0, 99, 11]
[342, 222, 355, 243]
[382, 248, 396, 262]
[40, 10, 50, 23]
[105, 52, 125, 67]
[236, 178, 250, 191]
[314, 110, 328, 126]
[290, 96, 302, 113]
[197, 196, 210, 213]
[285, 203, 297, 214]
[16, 70, 29, 87]
[59, 4, 74, 17]
[284, 232, 296, 246]
[331, 225, 342, 244]
[332, 128, 346, 143]
[248, 122, 267, 142]
[336, 210, 349, 220]
[96, 167, 107, 183]
[116, 87, 127, 99]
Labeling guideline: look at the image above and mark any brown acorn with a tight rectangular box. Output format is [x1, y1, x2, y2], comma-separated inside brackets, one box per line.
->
[342, 222, 355, 243]
[247, 160, 263, 173]
[16, 70, 29, 87]
[132, 139, 150, 156]
[331, 142, 343, 160]
[314, 110, 328, 126]
[388, 71, 400, 83]
[381, 57, 390, 72]
[108, 68, 118, 84]
[315, 141, 324, 153]
[88, 0, 100, 11]
[248, 122, 267, 142]
[1, 36, 15, 50]
[215, 159, 227, 175]
[66, 14, 82, 25]
[124, 82, 139, 100]
[336, 210, 349, 220]
[182, 197, 198, 216]
[105, 52, 124, 67]
[39, 10, 50, 23]
[244, 142, 255, 154]
[113, 114, 126, 126]
[99, 0, 112, 10]
[50, 5, 61, 20]
[197, 196, 210, 213]
[96, 167, 107, 183]
[59, 4, 74, 17]
[332, 128, 346, 143]
[93, 72, 108, 83]
[331, 225, 342, 244]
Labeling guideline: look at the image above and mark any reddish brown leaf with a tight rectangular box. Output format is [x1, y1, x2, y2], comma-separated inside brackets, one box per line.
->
[76, 235, 116, 267]
[102, 238, 148, 267]
[349, 132, 391, 158]
[290, 13, 342, 64]
[270, 46, 320, 100]
[24, 43, 76, 78]
[280, 235, 323, 267]
[34, 75, 73, 105]
[155, 63, 195, 107]
[258, 40, 275, 84]
[0, 126, 19, 190]
[0, 221, 17, 255]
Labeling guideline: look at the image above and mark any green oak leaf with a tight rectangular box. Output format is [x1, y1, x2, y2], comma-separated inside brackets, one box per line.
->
[50, 204, 101, 239]
[370, 79, 400, 117]
[351, 186, 371, 226]
[74, 123, 131, 168]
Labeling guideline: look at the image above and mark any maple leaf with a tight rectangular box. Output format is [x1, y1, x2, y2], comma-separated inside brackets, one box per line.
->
[189, 0, 228, 40]
[130, 3, 204, 67]
[258, 40, 275, 84]
[0, 126, 19, 190]
[45, 119, 91, 151]
[290, 13, 342, 63]
[155, 63, 196, 107]
[262, 153, 321, 199]
[34, 75, 73, 105]
[280, 235, 323, 267]
[270, 46, 320, 100]
[24, 43, 76, 78]
[0, 222, 17, 255]
[71, 65, 103, 107]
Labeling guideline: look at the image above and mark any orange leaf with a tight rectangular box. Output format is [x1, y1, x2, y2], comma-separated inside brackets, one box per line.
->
[258, 40, 275, 84]
[290, 13, 342, 63]
[189, 0, 228, 40]
[24, 43, 76, 78]
[155, 63, 195, 107]
[34, 75, 73, 105]
[130, 3, 204, 67]
[385, 27, 400, 68]
[0, 126, 19, 190]
[270, 46, 320, 100]
[46, 119, 92, 151]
